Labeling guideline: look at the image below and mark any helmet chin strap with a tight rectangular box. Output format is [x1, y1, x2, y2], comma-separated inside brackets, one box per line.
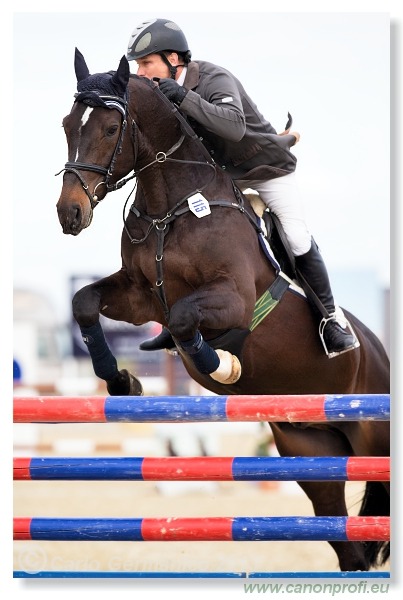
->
[159, 52, 184, 79]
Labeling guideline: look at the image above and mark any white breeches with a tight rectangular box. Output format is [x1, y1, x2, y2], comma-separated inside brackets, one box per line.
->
[236, 172, 312, 256]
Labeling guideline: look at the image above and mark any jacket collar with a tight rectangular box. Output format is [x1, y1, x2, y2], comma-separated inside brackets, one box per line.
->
[183, 61, 199, 90]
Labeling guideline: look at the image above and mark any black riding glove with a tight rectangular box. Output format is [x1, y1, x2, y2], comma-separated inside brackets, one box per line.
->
[158, 78, 188, 106]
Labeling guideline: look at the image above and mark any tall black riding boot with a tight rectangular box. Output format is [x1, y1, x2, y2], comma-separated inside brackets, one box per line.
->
[294, 238, 359, 358]
[139, 327, 176, 351]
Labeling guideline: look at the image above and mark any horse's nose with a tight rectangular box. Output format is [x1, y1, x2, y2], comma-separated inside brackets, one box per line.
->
[56, 202, 84, 235]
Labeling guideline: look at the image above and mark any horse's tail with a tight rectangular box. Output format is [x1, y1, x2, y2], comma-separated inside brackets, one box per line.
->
[359, 481, 390, 566]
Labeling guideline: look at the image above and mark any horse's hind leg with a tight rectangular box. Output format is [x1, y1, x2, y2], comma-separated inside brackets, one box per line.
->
[297, 481, 369, 572]
[270, 423, 369, 571]
[72, 270, 144, 396]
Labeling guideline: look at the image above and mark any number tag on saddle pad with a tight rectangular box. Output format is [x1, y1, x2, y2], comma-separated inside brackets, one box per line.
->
[187, 193, 211, 218]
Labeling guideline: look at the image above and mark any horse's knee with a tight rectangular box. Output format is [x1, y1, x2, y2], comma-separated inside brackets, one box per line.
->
[72, 285, 100, 327]
[169, 301, 200, 341]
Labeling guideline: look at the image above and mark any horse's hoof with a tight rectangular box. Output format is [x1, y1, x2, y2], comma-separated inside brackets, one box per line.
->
[107, 369, 143, 396]
[210, 349, 242, 384]
[126, 370, 144, 396]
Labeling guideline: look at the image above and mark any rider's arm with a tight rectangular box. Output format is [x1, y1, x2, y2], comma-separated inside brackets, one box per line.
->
[179, 69, 246, 142]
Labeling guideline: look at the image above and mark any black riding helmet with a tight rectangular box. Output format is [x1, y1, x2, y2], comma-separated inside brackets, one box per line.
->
[126, 18, 191, 78]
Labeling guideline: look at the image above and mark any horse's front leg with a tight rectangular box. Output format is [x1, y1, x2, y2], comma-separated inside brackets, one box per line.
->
[72, 270, 149, 396]
[168, 279, 251, 385]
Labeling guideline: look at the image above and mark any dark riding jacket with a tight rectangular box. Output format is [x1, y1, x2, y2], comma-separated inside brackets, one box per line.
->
[180, 60, 298, 181]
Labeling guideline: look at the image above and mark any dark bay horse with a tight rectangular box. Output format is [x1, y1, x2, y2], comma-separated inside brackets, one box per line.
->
[56, 50, 390, 572]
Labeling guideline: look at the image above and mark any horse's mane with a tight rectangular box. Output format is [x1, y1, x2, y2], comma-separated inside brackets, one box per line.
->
[129, 73, 155, 88]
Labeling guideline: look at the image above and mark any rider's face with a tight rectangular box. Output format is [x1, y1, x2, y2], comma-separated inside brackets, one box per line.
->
[135, 53, 177, 80]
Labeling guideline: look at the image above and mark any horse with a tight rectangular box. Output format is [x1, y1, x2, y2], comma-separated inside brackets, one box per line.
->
[56, 49, 390, 572]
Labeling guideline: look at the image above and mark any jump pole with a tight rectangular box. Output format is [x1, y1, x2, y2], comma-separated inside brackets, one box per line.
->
[14, 393, 390, 578]
[13, 456, 390, 481]
[14, 516, 390, 542]
[13, 394, 390, 423]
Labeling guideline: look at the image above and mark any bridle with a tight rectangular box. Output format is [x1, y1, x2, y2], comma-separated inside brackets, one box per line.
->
[55, 84, 218, 213]
[55, 94, 131, 210]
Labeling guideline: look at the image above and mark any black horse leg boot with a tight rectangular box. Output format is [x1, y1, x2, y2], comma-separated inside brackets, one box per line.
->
[139, 327, 176, 351]
[295, 239, 360, 358]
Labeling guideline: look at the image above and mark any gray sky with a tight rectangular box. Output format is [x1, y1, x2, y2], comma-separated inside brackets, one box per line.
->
[11, 9, 391, 323]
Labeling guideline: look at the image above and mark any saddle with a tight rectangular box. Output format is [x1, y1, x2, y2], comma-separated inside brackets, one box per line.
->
[245, 192, 330, 320]
[245, 192, 296, 279]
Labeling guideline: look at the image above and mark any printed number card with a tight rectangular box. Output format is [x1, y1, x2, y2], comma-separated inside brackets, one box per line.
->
[187, 193, 211, 218]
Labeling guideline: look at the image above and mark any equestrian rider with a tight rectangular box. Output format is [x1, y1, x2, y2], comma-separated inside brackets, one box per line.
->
[126, 18, 359, 358]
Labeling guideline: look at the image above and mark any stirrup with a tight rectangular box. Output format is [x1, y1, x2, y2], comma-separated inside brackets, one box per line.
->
[319, 308, 360, 359]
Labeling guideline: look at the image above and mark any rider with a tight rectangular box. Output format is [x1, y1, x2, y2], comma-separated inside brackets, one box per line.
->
[126, 18, 359, 358]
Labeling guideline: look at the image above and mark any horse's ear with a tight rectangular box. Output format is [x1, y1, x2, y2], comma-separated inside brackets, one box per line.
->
[74, 47, 90, 82]
[111, 56, 130, 96]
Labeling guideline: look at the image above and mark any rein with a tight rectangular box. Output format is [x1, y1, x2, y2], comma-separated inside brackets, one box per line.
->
[121, 91, 218, 248]
[55, 83, 217, 211]
[123, 86, 264, 320]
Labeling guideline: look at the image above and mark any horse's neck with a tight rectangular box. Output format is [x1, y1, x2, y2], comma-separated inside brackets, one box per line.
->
[136, 131, 209, 217]
[136, 163, 171, 217]
[130, 81, 233, 215]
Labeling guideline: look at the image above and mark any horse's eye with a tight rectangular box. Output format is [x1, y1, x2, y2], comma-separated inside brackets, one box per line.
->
[106, 125, 119, 137]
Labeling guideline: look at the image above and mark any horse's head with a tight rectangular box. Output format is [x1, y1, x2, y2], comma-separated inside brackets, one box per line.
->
[57, 49, 221, 235]
[56, 49, 132, 235]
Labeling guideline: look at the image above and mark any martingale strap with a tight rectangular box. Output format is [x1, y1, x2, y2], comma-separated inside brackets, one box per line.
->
[128, 193, 291, 327]
[128, 197, 258, 321]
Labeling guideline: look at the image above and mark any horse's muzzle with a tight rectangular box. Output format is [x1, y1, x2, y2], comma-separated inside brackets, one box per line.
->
[56, 201, 93, 235]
